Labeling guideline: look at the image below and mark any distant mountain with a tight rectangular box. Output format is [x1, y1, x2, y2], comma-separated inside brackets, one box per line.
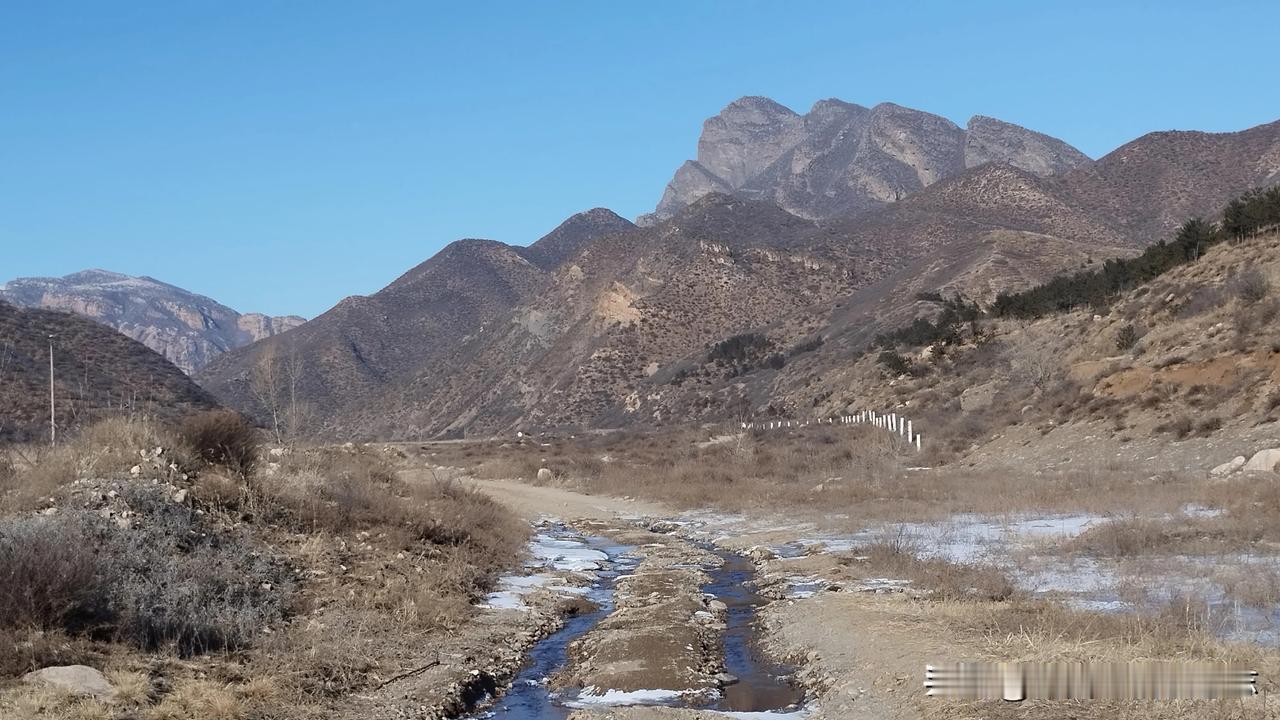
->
[638, 97, 1090, 225]
[1059, 119, 1280, 241]
[0, 300, 217, 442]
[197, 209, 637, 431]
[199, 111, 1280, 440]
[0, 270, 305, 373]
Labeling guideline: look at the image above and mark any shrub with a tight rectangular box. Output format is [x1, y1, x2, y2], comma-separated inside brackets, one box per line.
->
[179, 410, 259, 476]
[1154, 415, 1194, 439]
[1233, 267, 1271, 305]
[1195, 416, 1224, 436]
[0, 485, 294, 657]
[1115, 323, 1140, 351]
[0, 515, 111, 632]
[877, 350, 915, 377]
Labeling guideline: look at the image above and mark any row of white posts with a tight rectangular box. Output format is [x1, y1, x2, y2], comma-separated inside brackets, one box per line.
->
[741, 410, 922, 450]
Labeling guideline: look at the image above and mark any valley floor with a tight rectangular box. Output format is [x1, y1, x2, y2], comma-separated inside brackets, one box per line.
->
[443, 476, 1280, 720]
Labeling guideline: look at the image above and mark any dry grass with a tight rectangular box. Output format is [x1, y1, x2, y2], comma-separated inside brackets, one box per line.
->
[445, 426, 1212, 524]
[0, 416, 193, 513]
[841, 533, 1016, 601]
[146, 679, 244, 720]
[0, 421, 529, 718]
[106, 669, 152, 707]
[0, 685, 114, 720]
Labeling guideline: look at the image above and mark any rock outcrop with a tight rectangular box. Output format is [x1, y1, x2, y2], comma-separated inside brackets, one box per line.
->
[640, 97, 1093, 224]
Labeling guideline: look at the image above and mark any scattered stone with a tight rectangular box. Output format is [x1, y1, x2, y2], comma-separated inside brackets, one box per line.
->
[536, 468, 555, 483]
[707, 599, 728, 613]
[172, 489, 188, 504]
[22, 665, 114, 698]
[1210, 456, 1247, 478]
[1244, 449, 1280, 474]
[715, 672, 739, 685]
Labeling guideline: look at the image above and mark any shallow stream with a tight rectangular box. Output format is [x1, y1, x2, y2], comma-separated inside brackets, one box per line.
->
[470, 528, 803, 718]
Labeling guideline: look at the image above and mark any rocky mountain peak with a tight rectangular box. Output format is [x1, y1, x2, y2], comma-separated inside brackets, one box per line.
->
[641, 96, 1090, 225]
[965, 115, 1093, 176]
[520, 207, 636, 270]
[0, 270, 304, 374]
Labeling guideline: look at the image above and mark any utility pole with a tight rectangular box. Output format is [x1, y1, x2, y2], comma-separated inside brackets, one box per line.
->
[48, 334, 56, 447]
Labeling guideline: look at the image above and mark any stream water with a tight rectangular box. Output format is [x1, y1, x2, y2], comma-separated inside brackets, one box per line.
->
[472, 533, 636, 720]
[703, 549, 806, 713]
[469, 532, 802, 718]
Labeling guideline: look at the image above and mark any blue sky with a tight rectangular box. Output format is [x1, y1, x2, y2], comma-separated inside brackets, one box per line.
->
[2, 1, 1278, 318]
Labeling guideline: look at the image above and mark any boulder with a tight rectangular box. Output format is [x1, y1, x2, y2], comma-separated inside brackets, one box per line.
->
[536, 468, 555, 483]
[1210, 456, 1246, 477]
[959, 382, 998, 412]
[1244, 449, 1280, 474]
[22, 665, 114, 698]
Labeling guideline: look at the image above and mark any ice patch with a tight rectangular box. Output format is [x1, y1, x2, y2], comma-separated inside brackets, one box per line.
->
[529, 534, 609, 572]
[718, 709, 812, 719]
[783, 576, 829, 599]
[563, 687, 685, 707]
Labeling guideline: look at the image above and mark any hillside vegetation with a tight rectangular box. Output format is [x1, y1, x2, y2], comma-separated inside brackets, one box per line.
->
[802, 188, 1280, 466]
[0, 416, 526, 719]
[0, 302, 217, 443]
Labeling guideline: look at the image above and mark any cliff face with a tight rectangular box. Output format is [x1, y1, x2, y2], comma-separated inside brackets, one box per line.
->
[639, 96, 1092, 224]
[0, 270, 304, 374]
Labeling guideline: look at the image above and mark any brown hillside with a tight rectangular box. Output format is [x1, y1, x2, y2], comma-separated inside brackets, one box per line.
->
[199, 118, 1280, 439]
[0, 301, 217, 442]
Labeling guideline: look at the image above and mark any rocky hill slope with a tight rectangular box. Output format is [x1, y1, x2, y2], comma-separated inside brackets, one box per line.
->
[0, 270, 305, 373]
[0, 301, 217, 442]
[638, 96, 1091, 225]
[198, 115, 1280, 440]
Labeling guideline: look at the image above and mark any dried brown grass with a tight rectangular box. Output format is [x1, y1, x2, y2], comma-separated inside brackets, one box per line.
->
[0, 416, 192, 513]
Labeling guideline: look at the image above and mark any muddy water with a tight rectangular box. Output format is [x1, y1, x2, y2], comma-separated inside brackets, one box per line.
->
[703, 549, 805, 713]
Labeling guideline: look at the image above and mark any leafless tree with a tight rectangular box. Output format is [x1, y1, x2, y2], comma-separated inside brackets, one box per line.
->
[1008, 338, 1061, 393]
[281, 349, 311, 442]
[250, 347, 285, 444]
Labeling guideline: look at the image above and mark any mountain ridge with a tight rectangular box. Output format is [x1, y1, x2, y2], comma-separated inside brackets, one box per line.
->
[639, 96, 1093, 225]
[197, 111, 1280, 439]
[0, 270, 305, 374]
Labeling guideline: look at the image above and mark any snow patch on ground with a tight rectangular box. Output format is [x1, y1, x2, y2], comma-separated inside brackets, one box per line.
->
[562, 687, 685, 707]
[478, 524, 611, 611]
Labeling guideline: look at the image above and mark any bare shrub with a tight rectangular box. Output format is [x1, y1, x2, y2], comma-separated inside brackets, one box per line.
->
[0, 515, 111, 632]
[1154, 415, 1194, 439]
[1233, 267, 1271, 305]
[178, 410, 259, 476]
[108, 484, 294, 655]
[0, 486, 293, 658]
[1195, 416, 1223, 436]
[1007, 340, 1061, 393]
